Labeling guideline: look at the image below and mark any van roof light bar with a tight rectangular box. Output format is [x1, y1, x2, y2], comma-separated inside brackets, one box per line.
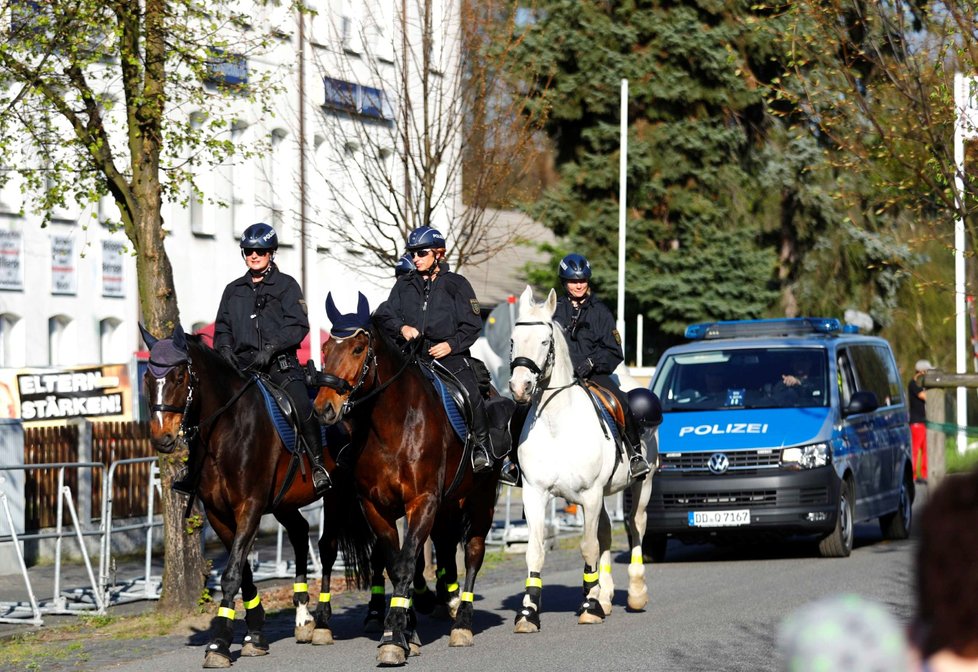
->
[685, 317, 843, 340]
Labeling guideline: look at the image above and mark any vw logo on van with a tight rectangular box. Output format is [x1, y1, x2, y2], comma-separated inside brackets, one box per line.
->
[708, 453, 730, 475]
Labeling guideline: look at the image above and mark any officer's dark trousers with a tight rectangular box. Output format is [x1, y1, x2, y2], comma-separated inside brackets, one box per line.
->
[268, 364, 323, 456]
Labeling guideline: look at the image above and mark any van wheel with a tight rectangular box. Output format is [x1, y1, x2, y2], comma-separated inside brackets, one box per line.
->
[879, 470, 913, 540]
[818, 479, 853, 558]
[643, 533, 668, 563]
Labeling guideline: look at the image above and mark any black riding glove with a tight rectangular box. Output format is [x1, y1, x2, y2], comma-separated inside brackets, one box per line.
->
[253, 344, 276, 370]
[574, 358, 593, 380]
[219, 345, 240, 370]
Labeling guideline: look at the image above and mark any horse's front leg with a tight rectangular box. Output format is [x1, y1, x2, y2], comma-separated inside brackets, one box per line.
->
[274, 508, 316, 643]
[596, 504, 614, 617]
[514, 485, 549, 634]
[577, 489, 607, 625]
[239, 564, 270, 657]
[204, 505, 263, 669]
[624, 468, 653, 612]
[363, 545, 388, 633]
[450, 530, 488, 647]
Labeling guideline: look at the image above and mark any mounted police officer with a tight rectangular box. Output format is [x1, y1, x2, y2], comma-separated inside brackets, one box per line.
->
[553, 253, 651, 479]
[375, 226, 496, 474]
[211, 223, 332, 496]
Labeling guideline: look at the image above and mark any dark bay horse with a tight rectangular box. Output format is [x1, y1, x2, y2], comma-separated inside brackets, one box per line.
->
[313, 300, 508, 666]
[140, 325, 373, 668]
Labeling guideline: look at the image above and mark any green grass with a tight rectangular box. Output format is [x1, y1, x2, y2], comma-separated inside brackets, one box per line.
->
[945, 445, 978, 473]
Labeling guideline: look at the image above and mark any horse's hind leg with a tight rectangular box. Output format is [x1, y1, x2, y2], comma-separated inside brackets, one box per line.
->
[577, 490, 607, 625]
[450, 491, 496, 648]
[514, 485, 549, 634]
[625, 474, 653, 612]
[363, 546, 388, 633]
[273, 508, 315, 643]
[596, 505, 614, 617]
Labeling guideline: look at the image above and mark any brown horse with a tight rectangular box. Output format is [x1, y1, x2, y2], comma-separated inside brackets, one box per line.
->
[140, 324, 373, 668]
[313, 298, 509, 666]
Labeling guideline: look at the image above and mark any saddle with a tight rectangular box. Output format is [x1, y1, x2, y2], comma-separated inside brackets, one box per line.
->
[255, 375, 326, 454]
[584, 381, 626, 445]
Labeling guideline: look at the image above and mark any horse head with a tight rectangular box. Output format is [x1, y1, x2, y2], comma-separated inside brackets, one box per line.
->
[140, 323, 194, 454]
[509, 285, 559, 403]
[315, 292, 373, 424]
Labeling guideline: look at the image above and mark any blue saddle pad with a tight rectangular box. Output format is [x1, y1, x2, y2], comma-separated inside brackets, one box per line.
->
[418, 367, 467, 442]
[255, 377, 326, 454]
[587, 389, 621, 444]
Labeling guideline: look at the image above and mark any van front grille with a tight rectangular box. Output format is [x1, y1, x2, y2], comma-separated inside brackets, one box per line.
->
[659, 449, 782, 472]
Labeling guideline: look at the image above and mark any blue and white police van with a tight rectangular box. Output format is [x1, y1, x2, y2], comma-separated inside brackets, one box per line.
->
[643, 317, 914, 560]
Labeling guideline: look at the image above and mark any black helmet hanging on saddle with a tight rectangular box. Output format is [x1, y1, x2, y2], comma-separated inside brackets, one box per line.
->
[406, 226, 446, 251]
[627, 388, 663, 427]
[240, 223, 279, 254]
[558, 253, 592, 282]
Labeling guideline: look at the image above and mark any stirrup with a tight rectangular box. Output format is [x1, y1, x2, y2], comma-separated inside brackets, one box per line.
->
[629, 455, 651, 480]
[498, 461, 521, 487]
[472, 447, 492, 473]
[312, 466, 332, 495]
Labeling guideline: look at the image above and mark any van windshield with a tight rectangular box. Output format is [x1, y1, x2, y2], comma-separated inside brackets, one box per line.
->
[651, 348, 829, 412]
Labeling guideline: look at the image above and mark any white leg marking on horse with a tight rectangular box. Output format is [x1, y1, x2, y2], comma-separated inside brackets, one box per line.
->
[295, 602, 312, 627]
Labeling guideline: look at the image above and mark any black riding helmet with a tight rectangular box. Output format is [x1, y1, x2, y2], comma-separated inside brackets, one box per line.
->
[240, 222, 278, 254]
[558, 253, 592, 282]
[627, 388, 663, 427]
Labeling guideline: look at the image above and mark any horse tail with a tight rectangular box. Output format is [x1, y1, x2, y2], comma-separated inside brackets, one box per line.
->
[331, 469, 375, 590]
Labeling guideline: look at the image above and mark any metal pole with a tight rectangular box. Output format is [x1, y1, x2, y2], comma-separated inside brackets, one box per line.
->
[954, 72, 969, 454]
[617, 79, 628, 356]
[636, 313, 644, 368]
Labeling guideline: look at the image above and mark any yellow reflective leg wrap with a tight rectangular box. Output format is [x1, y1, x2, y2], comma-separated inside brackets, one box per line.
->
[371, 585, 385, 595]
[293, 582, 309, 593]
[390, 596, 411, 609]
[583, 571, 599, 583]
[319, 592, 331, 603]
[436, 568, 446, 579]
[631, 550, 644, 565]
[601, 563, 613, 575]
[525, 577, 543, 589]
[446, 582, 459, 593]
[460, 592, 474, 603]
[218, 606, 236, 620]
[243, 594, 261, 610]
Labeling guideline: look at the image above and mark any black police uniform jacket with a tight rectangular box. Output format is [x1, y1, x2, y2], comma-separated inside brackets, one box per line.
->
[213, 264, 309, 368]
[553, 293, 623, 376]
[375, 264, 482, 370]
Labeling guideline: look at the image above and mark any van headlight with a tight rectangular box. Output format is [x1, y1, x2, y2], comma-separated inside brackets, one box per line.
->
[781, 443, 830, 470]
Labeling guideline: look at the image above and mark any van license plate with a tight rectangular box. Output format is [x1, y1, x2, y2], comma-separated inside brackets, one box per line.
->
[688, 510, 750, 527]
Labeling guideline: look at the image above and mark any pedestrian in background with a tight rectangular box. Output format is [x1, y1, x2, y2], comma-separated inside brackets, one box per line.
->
[909, 359, 933, 484]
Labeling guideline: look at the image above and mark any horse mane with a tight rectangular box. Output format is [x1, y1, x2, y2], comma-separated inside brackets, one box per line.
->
[369, 314, 414, 370]
[185, 334, 247, 381]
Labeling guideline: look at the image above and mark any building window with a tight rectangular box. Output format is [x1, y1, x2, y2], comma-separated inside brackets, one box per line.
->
[48, 314, 72, 366]
[0, 313, 24, 368]
[99, 317, 124, 363]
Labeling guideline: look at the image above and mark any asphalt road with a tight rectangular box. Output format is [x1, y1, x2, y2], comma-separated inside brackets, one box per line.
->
[90, 511, 917, 672]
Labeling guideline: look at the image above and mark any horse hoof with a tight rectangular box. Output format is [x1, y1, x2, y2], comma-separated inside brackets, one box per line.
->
[376, 644, 406, 666]
[409, 642, 422, 657]
[312, 628, 334, 645]
[240, 642, 268, 657]
[578, 611, 605, 625]
[600, 601, 613, 616]
[449, 629, 474, 647]
[203, 651, 232, 669]
[513, 618, 539, 634]
[627, 592, 649, 612]
[295, 621, 315, 643]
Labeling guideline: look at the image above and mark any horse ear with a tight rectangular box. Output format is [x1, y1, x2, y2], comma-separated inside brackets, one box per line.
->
[519, 285, 533, 306]
[138, 323, 158, 350]
[325, 292, 342, 326]
[356, 291, 371, 321]
[545, 288, 558, 315]
[172, 324, 187, 351]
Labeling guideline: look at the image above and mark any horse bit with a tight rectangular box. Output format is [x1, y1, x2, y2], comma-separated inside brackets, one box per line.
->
[148, 358, 199, 442]
[319, 329, 375, 416]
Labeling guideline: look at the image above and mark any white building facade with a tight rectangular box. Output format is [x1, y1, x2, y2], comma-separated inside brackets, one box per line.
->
[0, 0, 463, 370]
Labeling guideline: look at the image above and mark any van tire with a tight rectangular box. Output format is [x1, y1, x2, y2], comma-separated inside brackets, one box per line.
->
[879, 470, 913, 540]
[643, 533, 668, 563]
[818, 479, 854, 558]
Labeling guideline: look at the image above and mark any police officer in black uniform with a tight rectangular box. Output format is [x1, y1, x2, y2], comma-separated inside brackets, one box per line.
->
[375, 226, 495, 473]
[212, 223, 332, 495]
[553, 253, 650, 479]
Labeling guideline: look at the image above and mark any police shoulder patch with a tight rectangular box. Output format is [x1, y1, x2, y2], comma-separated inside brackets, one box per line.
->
[613, 329, 621, 345]
[299, 299, 308, 315]
[470, 299, 480, 315]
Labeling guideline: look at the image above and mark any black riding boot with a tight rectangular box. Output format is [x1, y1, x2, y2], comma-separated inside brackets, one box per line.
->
[624, 414, 651, 480]
[469, 403, 494, 474]
[498, 450, 521, 487]
[300, 417, 332, 496]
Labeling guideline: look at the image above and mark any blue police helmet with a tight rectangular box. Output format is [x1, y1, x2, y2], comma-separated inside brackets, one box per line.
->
[395, 253, 414, 277]
[240, 223, 278, 250]
[628, 388, 663, 427]
[406, 226, 446, 251]
[558, 253, 592, 281]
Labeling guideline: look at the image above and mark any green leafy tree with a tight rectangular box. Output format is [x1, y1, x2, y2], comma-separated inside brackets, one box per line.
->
[0, 0, 283, 612]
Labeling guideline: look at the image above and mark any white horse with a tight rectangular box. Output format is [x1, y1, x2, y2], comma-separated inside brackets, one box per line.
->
[508, 285, 654, 632]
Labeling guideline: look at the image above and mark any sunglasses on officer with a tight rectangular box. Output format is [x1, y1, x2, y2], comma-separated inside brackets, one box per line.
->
[243, 248, 272, 257]
[411, 249, 433, 258]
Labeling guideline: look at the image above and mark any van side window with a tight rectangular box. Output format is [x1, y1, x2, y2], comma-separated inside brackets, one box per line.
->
[837, 351, 855, 407]
[850, 344, 896, 406]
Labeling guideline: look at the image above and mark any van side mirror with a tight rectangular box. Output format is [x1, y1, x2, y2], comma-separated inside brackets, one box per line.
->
[845, 390, 879, 415]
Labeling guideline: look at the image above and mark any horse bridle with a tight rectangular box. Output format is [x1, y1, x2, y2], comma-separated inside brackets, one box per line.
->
[319, 329, 377, 416]
[147, 358, 198, 439]
[510, 320, 556, 380]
